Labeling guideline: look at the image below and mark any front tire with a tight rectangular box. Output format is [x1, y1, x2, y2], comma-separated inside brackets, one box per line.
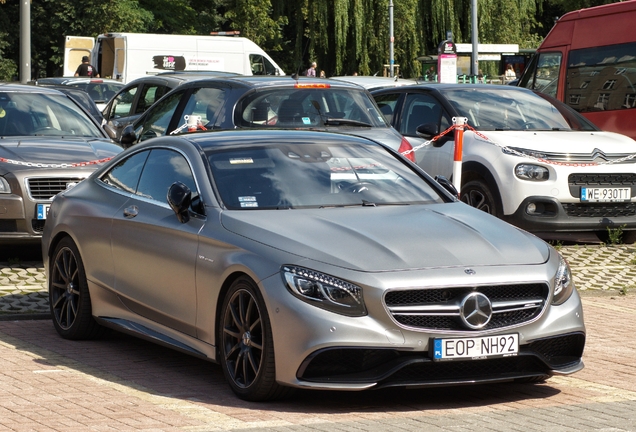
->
[49, 236, 102, 340]
[218, 276, 291, 401]
[460, 179, 500, 216]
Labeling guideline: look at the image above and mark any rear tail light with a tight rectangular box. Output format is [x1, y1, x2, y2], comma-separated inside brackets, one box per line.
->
[398, 137, 416, 162]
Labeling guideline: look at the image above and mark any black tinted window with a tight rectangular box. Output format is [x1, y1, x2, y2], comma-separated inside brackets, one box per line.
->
[136, 149, 197, 203]
[101, 150, 150, 193]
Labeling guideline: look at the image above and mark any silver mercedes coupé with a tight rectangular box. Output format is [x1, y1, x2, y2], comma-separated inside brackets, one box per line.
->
[42, 129, 585, 401]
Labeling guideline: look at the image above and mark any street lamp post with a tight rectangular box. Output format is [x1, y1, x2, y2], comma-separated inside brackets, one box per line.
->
[389, 0, 394, 78]
[20, 0, 31, 83]
[471, 0, 479, 76]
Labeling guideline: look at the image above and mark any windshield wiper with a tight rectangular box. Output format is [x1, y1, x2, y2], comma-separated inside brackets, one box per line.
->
[324, 118, 373, 127]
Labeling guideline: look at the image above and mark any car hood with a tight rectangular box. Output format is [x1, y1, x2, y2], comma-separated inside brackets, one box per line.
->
[476, 130, 636, 153]
[220, 202, 549, 272]
[0, 137, 122, 173]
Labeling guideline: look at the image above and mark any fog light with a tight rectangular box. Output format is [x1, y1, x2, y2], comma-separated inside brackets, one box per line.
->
[527, 203, 537, 214]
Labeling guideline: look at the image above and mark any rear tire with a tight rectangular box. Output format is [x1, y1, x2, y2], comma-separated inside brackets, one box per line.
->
[49, 236, 102, 340]
[218, 276, 292, 401]
[460, 179, 501, 216]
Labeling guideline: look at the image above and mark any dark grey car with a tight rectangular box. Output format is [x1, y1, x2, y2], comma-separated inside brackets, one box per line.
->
[102, 72, 241, 138]
[117, 76, 415, 161]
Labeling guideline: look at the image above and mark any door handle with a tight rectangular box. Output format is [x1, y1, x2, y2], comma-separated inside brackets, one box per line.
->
[123, 205, 138, 218]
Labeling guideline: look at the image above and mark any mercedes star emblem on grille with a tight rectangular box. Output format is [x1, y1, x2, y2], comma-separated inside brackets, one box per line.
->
[460, 292, 493, 329]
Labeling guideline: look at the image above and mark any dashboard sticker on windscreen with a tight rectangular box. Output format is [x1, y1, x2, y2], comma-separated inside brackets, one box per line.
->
[239, 196, 258, 207]
[230, 158, 254, 164]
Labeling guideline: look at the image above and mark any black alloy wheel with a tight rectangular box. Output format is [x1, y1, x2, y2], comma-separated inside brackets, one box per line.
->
[49, 237, 102, 339]
[219, 277, 291, 401]
[461, 179, 500, 216]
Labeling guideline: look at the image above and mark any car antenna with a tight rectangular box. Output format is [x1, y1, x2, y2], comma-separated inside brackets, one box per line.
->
[292, 38, 311, 80]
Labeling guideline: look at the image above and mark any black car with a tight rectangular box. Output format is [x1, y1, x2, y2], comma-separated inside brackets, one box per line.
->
[102, 72, 241, 138]
[118, 76, 412, 159]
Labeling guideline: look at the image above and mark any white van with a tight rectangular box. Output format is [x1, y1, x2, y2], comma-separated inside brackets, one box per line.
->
[63, 32, 285, 83]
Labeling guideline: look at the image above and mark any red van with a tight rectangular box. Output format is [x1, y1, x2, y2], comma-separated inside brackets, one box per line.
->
[518, 1, 636, 140]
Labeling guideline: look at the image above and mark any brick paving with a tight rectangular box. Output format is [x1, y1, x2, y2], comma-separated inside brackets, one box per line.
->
[0, 246, 635, 430]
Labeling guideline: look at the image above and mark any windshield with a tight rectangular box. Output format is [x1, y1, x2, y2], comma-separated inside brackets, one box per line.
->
[208, 141, 444, 209]
[443, 88, 572, 131]
[0, 92, 103, 137]
[236, 86, 387, 128]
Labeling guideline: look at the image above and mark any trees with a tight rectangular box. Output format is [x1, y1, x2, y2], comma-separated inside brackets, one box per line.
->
[0, 0, 623, 80]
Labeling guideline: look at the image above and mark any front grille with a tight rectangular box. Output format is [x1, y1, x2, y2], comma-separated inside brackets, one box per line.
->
[568, 173, 636, 198]
[562, 203, 636, 218]
[27, 177, 85, 200]
[508, 148, 634, 164]
[384, 284, 549, 331]
[0, 220, 18, 232]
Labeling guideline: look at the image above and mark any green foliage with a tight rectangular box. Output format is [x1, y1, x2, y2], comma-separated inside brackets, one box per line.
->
[604, 224, 626, 245]
[0, 31, 17, 81]
[0, 0, 625, 79]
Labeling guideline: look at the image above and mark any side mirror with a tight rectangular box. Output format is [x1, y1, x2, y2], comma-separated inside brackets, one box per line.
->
[435, 175, 458, 197]
[119, 124, 137, 148]
[167, 182, 192, 223]
[103, 124, 117, 140]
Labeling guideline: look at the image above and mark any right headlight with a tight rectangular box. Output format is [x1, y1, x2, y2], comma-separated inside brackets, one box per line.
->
[552, 255, 575, 305]
[281, 265, 367, 317]
[0, 177, 11, 194]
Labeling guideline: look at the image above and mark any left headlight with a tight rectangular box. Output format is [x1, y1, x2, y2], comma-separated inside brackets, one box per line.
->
[281, 265, 367, 317]
[0, 176, 11, 194]
[553, 255, 575, 305]
[515, 164, 549, 181]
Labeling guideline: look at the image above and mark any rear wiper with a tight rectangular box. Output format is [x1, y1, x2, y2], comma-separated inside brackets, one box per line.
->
[324, 118, 372, 127]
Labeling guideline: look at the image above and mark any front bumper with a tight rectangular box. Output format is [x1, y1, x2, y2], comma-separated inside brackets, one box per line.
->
[502, 196, 636, 234]
[296, 332, 585, 389]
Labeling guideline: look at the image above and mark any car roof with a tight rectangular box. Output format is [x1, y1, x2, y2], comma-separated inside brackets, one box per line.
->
[372, 82, 534, 93]
[165, 129, 378, 150]
[330, 76, 420, 90]
[35, 77, 123, 85]
[170, 75, 370, 90]
[0, 82, 71, 95]
[124, 71, 243, 87]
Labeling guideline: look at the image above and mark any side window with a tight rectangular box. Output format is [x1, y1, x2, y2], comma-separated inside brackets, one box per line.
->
[250, 55, 265, 75]
[533, 52, 562, 97]
[135, 84, 170, 114]
[100, 151, 150, 193]
[138, 90, 186, 141]
[136, 149, 197, 204]
[565, 42, 636, 113]
[398, 93, 443, 136]
[110, 86, 138, 119]
[373, 93, 401, 124]
[179, 87, 228, 131]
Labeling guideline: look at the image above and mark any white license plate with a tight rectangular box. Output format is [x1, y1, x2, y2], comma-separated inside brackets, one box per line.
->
[36, 203, 50, 220]
[581, 187, 631, 202]
[432, 333, 519, 361]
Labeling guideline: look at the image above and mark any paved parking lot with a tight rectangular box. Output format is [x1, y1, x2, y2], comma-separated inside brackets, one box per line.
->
[1, 245, 635, 431]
